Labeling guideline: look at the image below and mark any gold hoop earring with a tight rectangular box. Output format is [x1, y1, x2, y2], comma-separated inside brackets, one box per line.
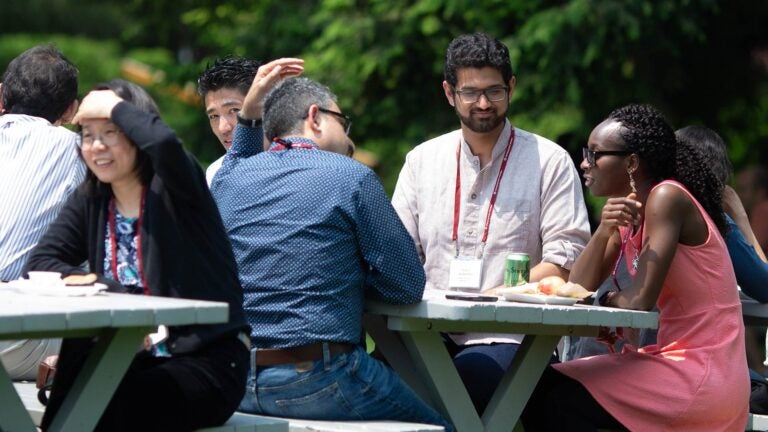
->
[628, 169, 637, 194]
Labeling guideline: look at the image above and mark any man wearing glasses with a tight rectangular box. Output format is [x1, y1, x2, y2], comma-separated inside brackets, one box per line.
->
[392, 32, 590, 414]
[212, 69, 452, 430]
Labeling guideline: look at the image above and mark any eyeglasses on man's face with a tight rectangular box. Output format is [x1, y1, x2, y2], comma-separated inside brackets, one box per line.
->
[453, 86, 509, 104]
[582, 147, 633, 167]
[81, 127, 123, 148]
[318, 107, 352, 135]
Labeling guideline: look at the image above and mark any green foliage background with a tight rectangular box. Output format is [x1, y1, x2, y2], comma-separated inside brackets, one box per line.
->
[2, 0, 767, 222]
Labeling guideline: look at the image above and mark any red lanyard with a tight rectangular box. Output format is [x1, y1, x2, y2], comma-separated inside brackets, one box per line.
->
[452, 130, 515, 257]
[108, 188, 149, 295]
[270, 138, 317, 151]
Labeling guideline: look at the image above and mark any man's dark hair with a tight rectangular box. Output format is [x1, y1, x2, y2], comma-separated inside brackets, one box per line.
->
[444, 33, 514, 88]
[197, 56, 261, 99]
[1, 44, 78, 123]
[263, 77, 337, 141]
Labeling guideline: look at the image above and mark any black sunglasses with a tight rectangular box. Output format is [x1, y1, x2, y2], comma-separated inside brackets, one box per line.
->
[582, 148, 633, 167]
[317, 107, 352, 135]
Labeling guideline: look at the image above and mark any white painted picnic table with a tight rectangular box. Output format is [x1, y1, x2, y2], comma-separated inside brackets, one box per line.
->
[0, 286, 229, 432]
[365, 290, 659, 432]
[741, 298, 768, 326]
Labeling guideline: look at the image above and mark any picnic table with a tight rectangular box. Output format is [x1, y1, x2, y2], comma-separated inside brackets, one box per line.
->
[0, 286, 230, 432]
[365, 290, 659, 432]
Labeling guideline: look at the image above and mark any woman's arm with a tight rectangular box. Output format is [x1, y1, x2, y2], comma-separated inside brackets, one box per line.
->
[569, 194, 641, 291]
[723, 185, 768, 262]
[608, 184, 691, 310]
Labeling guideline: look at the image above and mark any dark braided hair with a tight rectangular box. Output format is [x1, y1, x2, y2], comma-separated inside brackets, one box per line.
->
[608, 104, 727, 236]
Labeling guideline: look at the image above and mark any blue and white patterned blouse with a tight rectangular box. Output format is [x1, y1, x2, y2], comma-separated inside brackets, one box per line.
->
[103, 211, 144, 294]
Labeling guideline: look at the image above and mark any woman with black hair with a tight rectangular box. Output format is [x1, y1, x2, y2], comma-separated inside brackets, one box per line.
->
[24, 80, 250, 431]
[522, 104, 748, 431]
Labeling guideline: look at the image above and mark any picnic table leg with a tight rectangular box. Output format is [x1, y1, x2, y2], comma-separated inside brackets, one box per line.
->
[0, 362, 38, 432]
[399, 330, 484, 432]
[362, 314, 435, 405]
[47, 326, 152, 432]
[482, 334, 560, 432]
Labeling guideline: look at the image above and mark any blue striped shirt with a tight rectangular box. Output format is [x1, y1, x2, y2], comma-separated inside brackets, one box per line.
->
[0, 115, 86, 280]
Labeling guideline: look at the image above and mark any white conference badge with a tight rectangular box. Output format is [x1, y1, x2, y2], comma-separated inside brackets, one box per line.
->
[448, 256, 483, 290]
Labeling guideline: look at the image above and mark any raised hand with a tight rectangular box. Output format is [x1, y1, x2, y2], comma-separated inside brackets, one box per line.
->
[596, 192, 642, 238]
[72, 90, 124, 125]
[239, 58, 305, 120]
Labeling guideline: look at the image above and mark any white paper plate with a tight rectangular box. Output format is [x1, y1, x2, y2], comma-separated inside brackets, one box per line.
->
[4, 279, 107, 296]
[502, 292, 579, 305]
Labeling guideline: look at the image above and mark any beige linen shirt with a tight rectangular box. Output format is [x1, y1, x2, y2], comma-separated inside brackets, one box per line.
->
[392, 120, 590, 344]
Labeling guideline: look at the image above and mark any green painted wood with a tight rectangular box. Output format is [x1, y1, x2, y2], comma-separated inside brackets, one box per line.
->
[0, 363, 37, 432]
[48, 326, 153, 432]
[483, 334, 560, 432]
[362, 314, 435, 405]
[742, 300, 768, 326]
[399, 331, 483, 432]
[195, 413, 289, 432]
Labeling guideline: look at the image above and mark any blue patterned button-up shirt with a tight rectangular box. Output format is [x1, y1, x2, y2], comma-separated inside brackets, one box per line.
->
[211, 126, 425, 348]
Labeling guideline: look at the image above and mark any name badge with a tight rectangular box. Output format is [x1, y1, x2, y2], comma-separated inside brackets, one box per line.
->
[449, 256, 483, 290]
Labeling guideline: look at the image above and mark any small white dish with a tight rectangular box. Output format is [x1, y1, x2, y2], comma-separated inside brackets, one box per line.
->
[6, 279, 107, 296]
[27, 271, 64, 284]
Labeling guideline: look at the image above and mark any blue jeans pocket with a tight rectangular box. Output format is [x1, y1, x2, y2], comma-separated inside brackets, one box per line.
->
[273, 381, 355, 418]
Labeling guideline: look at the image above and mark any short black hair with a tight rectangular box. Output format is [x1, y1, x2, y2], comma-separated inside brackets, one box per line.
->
[197, 56, 261, 99]
[263, 77, 336, 141]
[444, 33, 514, 88]
[1, 44, 78, 123]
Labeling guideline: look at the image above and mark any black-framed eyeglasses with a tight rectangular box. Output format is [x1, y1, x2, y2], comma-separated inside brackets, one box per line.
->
[317, 107, 352, 135]
[582, 148, 633, 167]
[453, 86, 509, 104]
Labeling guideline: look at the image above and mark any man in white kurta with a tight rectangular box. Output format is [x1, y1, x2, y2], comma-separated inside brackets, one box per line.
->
[392, 32, 590, 414]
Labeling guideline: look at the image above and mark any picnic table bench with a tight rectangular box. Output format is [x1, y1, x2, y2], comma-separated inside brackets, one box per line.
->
[14, 382, 443, 432]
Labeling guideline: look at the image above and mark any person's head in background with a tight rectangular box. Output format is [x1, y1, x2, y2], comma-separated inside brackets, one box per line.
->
[0, 44, 78, 124]
[675, 125, 732, 187]
[736, 166, 768, 214]
[79, 79, 158, 195]
[197, 56, 261, 150]
[442, 32, 515, 134]
[263, 77, 354, 157]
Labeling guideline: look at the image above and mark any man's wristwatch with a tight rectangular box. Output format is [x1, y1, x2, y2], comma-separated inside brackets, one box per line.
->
[236, 113, 262, 128]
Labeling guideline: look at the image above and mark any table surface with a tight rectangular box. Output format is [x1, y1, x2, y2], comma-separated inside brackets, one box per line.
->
[0, 287, 230, 432]
[365, 290, 659, 432]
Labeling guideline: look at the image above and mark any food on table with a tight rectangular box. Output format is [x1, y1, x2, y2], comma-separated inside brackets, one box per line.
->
[63, 273, 98, 286]
[537, 275, 566, 295]
[554, 282, 594, 299]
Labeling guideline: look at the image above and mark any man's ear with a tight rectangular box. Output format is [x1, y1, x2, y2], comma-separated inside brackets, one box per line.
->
[507, 76, 516, 101]
[442, 81, 456, 108]
[305, 104, 323, 135]
[57, 99, 79, 126]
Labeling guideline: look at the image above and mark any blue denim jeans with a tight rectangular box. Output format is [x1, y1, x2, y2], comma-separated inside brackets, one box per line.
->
[239, 345, 453, 431]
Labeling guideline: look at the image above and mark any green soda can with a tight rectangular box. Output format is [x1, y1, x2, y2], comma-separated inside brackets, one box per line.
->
[504, 253, 530, 286]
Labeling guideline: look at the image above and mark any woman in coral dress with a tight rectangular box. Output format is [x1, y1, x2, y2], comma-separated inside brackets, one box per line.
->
[522, 104, 749, 431]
